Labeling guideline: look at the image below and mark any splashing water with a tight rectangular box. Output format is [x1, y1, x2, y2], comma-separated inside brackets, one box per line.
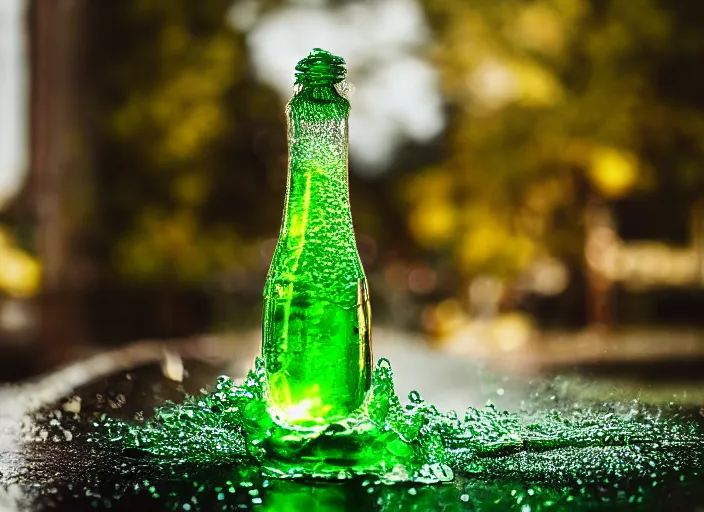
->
[6, 355, 702, 511]
[92, 357, 703, 493]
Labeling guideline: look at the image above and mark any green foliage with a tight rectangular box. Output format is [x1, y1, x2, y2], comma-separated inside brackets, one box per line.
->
[85, 0, 704, 328]
[88, 0, 285, 285]
[409, 0, 704, 277]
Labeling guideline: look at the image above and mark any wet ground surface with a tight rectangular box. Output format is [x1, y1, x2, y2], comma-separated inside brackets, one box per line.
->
[1, 333, 703, 511]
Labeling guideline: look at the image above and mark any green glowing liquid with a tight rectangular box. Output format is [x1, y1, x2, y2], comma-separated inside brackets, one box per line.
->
[264, 294, 371, 424]
[263, 48, 371, 426]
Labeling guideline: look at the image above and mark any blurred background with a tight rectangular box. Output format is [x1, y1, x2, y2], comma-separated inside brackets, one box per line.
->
[2, 0, 704, 382]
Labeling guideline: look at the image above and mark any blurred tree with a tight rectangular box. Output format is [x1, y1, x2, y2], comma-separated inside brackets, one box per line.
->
[74, 0, 704, 340]
[16, 0, 91, 367]
[86, 0, 289, 341]
[411, 0, 704, 320]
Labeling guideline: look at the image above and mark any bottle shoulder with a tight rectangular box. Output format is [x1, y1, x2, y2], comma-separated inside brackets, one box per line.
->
[266, 238, 365, 298]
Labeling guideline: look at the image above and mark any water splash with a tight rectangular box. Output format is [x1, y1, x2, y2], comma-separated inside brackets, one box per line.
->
[6, 357, 702, 510]
[94, 357, 703, 490]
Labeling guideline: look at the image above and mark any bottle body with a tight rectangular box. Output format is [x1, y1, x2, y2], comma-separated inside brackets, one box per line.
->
[263, 82, 372, 426]
[263, 280, 371, 425]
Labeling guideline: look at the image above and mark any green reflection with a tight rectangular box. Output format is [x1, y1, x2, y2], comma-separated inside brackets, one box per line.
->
[261, 481, 371, 512]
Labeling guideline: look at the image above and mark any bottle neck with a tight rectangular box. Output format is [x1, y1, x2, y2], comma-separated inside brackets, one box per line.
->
[280, 85, 353, 240]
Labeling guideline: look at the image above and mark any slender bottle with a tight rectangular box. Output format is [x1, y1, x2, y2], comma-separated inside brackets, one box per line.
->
[262, 49, 372, 427]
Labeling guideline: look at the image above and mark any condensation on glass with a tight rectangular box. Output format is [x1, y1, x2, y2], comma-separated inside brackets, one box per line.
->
[262, 49, 372, 426]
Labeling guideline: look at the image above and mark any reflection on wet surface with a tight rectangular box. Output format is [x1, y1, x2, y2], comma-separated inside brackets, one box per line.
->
[1, 343, 703, 511]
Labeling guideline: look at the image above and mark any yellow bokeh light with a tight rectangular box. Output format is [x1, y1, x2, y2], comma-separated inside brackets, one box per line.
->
[588, 147, 639, 198]
[405, 169, 457, 246]
[0, 228, 41, 298]
[512, 61, 563, 106]
[457, 218, 535, 275]
[409, 200, 456, 247]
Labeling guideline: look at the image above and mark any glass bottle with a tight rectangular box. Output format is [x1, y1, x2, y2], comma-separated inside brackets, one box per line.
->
[262, 49, 372, 426]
